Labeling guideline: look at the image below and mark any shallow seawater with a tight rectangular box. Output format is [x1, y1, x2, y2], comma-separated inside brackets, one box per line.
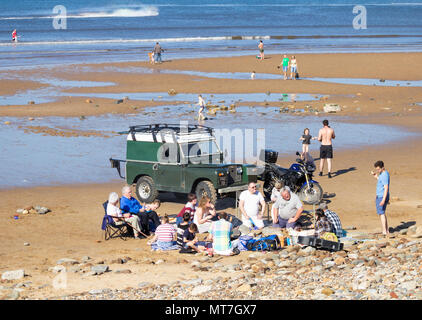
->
[67, 92, 324, 103]
[0, 107, 418, 189]
[0, 78, 116, 106]
[302, 77, 422, 87]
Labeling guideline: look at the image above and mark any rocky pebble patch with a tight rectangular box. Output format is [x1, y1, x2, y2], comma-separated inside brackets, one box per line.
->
[2, 232, 422, 300]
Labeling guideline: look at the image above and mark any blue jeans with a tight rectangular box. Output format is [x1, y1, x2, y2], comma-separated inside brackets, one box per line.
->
[155, 53, 162, 62]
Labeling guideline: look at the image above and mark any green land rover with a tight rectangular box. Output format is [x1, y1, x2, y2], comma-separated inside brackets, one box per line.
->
[110, 124, 258, 203]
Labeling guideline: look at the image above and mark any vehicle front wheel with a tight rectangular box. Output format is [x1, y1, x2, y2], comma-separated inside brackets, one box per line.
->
[195, 180, 217, 205]
[135, 176, 158, 203]
[298, 182, 323, 205]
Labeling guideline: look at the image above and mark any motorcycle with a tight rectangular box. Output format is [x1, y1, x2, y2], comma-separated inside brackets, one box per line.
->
[259, 149, 323, 205]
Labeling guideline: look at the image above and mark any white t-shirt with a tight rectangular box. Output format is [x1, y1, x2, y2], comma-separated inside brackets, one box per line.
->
[239, 190, 264, 217]
[275, 192, 302, 220]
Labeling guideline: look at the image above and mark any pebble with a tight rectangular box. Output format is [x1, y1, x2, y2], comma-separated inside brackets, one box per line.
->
[91, 265, 109, 275]
[1, 270, 25, 281]
[57, 258, 79, 266]
[13, 230, 422, 301]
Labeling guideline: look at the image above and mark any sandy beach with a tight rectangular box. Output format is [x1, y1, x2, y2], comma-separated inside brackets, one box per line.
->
[1, 52, 422, 300]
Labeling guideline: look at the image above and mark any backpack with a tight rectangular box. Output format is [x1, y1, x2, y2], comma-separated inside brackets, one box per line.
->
[246, 235, 280, 251]
[237, 235, 253, 251]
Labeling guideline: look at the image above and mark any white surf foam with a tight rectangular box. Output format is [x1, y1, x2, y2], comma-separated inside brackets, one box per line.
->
[0, 6, 159, 20]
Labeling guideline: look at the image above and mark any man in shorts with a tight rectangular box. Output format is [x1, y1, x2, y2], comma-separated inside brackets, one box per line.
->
[371, 160, 390, 237]
[272, 187, 303, 230]
[318, 119, 335, 178]
[239, 182, 266, 229]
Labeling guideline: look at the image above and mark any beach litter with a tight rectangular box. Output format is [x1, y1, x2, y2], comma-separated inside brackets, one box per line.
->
[16, 206, 51, 215]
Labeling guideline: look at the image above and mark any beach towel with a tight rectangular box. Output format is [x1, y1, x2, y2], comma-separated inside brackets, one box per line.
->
[150, 240, 180, 251]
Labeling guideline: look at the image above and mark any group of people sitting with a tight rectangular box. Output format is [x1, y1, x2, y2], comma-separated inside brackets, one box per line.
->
[106, 186, 237, 256]
[106, 180, 343, 256]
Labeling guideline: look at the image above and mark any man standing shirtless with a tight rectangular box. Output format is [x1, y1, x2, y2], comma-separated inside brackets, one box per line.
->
[318, 119, 335, 178]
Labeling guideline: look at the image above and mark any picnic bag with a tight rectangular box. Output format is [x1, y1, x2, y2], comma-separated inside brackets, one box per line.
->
[246, 235, 280, 251]
[237, 235, 253, 251]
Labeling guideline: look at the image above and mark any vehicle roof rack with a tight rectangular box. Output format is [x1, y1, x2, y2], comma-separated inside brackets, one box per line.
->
[125, 124, 215, 142]
[128, 124, 214, 135]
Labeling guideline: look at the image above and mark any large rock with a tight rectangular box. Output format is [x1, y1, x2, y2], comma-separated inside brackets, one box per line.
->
[323, 103, 342, 113]
[91, 265, 109, 275]
[239, 224, 251, 235]
[57, 258, 79, 266]
[1, 270, 25, 281]
[261, 226, 283, 237]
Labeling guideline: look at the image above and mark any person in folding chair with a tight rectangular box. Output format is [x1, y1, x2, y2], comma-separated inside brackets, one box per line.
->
[107, 191, 144, 239]
[120, 185, 152, 236]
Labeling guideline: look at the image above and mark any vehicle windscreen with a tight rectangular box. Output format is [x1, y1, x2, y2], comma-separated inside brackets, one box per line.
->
[180, 140, 222, 163]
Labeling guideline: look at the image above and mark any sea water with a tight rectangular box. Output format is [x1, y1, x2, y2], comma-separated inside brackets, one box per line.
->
[0, 0, 421, 69]
[0, 111, 419, 188]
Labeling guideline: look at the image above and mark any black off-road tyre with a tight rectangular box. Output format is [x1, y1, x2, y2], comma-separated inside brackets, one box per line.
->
[135, 176, 158, 203]
[195, 180, 217, 205]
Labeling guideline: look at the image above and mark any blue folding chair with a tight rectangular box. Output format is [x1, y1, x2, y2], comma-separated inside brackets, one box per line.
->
[101, 201, 132, 241]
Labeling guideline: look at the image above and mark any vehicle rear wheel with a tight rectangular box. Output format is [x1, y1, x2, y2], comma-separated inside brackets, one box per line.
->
[195, 180, 217, 205]
[135, 176, 158, 203]
[298, 182, 323, 205]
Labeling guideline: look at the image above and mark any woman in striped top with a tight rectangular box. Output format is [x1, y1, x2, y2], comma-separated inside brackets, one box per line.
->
[148, 215, 179, 251]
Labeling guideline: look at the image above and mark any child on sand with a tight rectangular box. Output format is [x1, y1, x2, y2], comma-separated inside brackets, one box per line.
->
[176, 211, 191, 248]
[251, 71, 256, 80]
[176, 193, 197, 224]
[148, 51, 155, 64]
[183, 223, 207, 253]
[148, 215, 179, 251]
[299, 128, 317, 156]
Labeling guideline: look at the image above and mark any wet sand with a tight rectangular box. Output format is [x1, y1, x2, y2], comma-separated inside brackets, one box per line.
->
[1, 52, 422, 299]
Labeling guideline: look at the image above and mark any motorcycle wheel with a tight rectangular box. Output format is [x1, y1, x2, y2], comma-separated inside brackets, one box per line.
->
[298, 182, 323, 205]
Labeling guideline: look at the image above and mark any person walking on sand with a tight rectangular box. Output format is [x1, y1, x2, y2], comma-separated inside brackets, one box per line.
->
[371, 160, 390, 237]
[197, 94, 206, 121]
[278, 54, 289, 80]
[251, 71, 256, 80]
[153, 42, 163, 64]
[318, 119, 335, 178]
[290, 55, 297, 80]
[258, 40, 264, 60]
[12, 29, 17, 42]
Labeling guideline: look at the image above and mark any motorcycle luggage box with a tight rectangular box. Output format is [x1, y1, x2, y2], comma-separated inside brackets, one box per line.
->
[260, 149, 278, 164]
[297, 236, 318, 247]
[316, 238, 344, 252]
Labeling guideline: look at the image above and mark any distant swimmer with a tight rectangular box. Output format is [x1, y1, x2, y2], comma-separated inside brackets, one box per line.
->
[12, 29, 18, 42]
